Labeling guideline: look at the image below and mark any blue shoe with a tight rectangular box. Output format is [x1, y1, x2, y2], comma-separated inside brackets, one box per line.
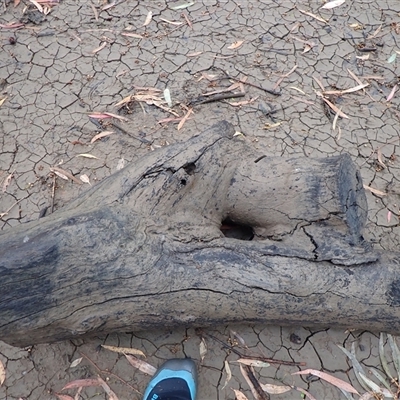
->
[143, 358, 197, 400]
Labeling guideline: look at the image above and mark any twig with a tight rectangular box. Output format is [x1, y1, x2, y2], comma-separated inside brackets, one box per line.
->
[188, 92, 245, 106]
[242, 365, 270, 400]
[229, 76, 281, 96]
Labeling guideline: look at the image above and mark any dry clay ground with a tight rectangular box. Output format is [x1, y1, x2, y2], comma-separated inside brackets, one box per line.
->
[1, 0, 400, 399]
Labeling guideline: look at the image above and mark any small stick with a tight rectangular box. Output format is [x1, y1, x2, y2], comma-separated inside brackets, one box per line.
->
[189, 92, 245, 106]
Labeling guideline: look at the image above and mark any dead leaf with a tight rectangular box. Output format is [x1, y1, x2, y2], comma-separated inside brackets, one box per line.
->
[97, 377, 119, 400]
[2, 172, 13, 193]
[377, 148, 386, 168]
[121, 32, 143, 39]
[88, 113, 110, 119]
[363, 184, 387, 197]
[236, 359, 270, 368]
[322, 97, 350, 119]
[187, 51, 202, 57]
[289, 87, 306, 94]
[101, 1, 115, 11]
[323, 83, 369, 95]
[228, 97, 259, 106]
[273, 64, 298, 90]
[260, 383, 291, 394]
[51, 169, 67, 181]
[101, 345, 146, 357]
[28, 0, 43, 12]
[230, 330, 247, 346]
[221, 361, 231, 390]
[170, 1, 194, 10]
[367, 24, 382, 39]
[387, 84, 398, 102]
[164, 88, 172, 107]
[80, 174, 91, 185]
[103, 112, 129, 121]
[0, 97, 7, 107]
[69, 357, 83, 368]
[0, 359, 5, 386]
[227, 40, 244, 50]
[76, 153, 98, 159]
[298, 9, 328, 23]
[55, 394, 74, 400]
[290, 386, 317, 400]
[62, 378, 101, 391]
[359, 393, 374, 400]
[125, 354, 156, 375]
[143, 11, 152, 26]
[177, 108, 192, 131]
[240, 364, 269, 400]
[74, 387, 83, 400]
[263, 122, 282, 129]
[332, 107, 341, 133]
[91, 131, 114, 143]
[90, 3, 98, 21]
[313, 76, 325, 91]
[92, 41, 107, 54]
[116, 158, 125, 170]
[159, 17, 182, 26]
[182, 12, 192, 28]
[337, 126, 342, 141]
[199, 338, 207, 362]
[50, 167, 83, 185]
[232, 389, 249, 400]
[0, 22, 24, 29]
[349, 22, 363, 30]
[292, 369, 359, 394]
[320, 0, 345, 10]
[290, 22, 300, 32]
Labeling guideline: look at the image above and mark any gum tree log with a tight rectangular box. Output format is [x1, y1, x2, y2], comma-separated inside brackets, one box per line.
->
[1, 121, 399, 347]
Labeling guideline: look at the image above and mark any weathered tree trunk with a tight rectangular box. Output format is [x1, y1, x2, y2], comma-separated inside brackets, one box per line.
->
[1, 121, 399, 348]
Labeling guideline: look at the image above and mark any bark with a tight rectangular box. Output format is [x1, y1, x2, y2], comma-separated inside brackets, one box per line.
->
[0, 121, 398, 348]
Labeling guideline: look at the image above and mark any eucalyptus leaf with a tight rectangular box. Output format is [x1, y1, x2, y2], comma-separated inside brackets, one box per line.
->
[387, 334, 400, 384]
[338, 344, 369, 391]
[380, 333, 394, 380]
[388, 53, 397, 63]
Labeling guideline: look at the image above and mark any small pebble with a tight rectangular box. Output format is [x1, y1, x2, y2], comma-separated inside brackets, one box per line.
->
[290, 333, 302, 344]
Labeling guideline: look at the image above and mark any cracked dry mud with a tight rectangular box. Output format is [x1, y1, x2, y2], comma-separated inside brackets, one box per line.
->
[1, 0, 400, 399]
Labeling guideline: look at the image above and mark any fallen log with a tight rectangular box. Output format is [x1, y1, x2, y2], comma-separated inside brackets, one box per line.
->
[0, 121, 399, 348]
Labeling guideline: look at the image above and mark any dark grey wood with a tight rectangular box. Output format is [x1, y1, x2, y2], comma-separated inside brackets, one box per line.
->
[1, 121, 398, 348]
